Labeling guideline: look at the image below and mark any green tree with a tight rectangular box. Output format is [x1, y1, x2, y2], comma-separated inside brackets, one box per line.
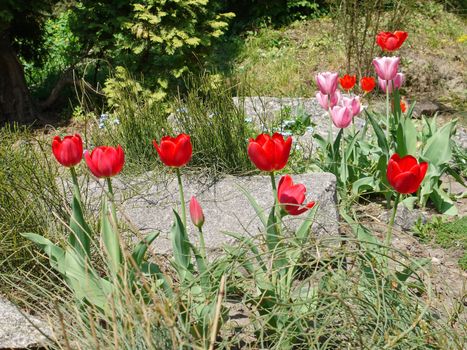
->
[0, 0, 57, 123]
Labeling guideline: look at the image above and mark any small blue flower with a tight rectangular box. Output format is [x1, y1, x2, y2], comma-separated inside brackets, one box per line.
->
[176, 107, 188, 114]
[306, 126, 314, 133]
[98, 122, 105, 129]
[244, 117, 253, 123]
[113, 118, 120, 125]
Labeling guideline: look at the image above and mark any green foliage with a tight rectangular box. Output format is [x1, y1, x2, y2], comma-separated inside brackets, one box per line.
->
[171, 75, 254, 174]
[0, 125, 66, 272]
[71, 0, 234, 94]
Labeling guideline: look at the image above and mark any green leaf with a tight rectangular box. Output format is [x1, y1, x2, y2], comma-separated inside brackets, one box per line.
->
[430, 185, 458, 215]
[101, 199, 122, 275]
[265, 206, 280, 253]
[140, 262, 173, 297]
[237, 185, 267, 227]
[132, 231, 160, 267]
[396, 116, 417, 157]
[295, 205, 318, 245]
[69, 193, 92, 258]
[422, 120, 456, 166]
[21, 233, 65, 273]
[171, 210, 192, 273]
[351, 176, 376, 195]
[395, 258, 431, 282]
[366, 111, 389, 155]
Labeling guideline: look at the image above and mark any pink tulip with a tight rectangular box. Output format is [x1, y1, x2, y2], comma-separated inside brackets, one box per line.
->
[316, 72, 339, 95]
[372, 57, 400, 81]
[378, 73, 405, 93]
[316, 90, 341, 110]
[341, 96, 362, 117]
[330, 105, 353, 129]
[189, 196, 205, 229]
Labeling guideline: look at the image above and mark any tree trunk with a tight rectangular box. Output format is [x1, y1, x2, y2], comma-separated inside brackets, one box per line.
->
[0, 33, 36, 124]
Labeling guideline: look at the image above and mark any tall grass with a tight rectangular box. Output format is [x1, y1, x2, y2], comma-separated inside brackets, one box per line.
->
[0, 125, 66, 275]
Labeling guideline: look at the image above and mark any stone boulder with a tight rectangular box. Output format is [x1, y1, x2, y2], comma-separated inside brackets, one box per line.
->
[110, 172, 339, 255]
[0, 297, 51, 349]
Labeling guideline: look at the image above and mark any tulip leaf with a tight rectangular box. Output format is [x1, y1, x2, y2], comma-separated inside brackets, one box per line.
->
[171, 210, 192, 274]
[396, 116, 417, 157]
[430, 185, 458, 215]
[69, 192, 92, 258]
[21, 233, 65, 273]
[266, 206, 280, 253]
[344, 130, 360, 161]
[140, 262, 173, 297]
[132, 231, 160, 267]
[332, 129, 343, 158]
[366, 111, 389, 155]
[190, 243, 209, 289]
[63, 248, 113, 310]
[237, 184, 267, 227]
[351, 176, 376, 195]
[395, 258, 431, 283]
[101, 198, 122, 275]
[295, 205, 318, 245]
[422, 120, 456, 166]
[222, 231, 267, 273]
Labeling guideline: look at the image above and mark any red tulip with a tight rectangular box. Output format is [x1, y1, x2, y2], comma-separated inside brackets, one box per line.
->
[360, 76, 376, 93]
[84, 145, 125, 178]
[277, 175, 315, 216]
[153, 134, 192, 167]
[376, 31, 408, 52]
[248, 133, 292, 172]
[189, 196, 205, 229]
[339, 74, 356, 91]
[386, 154, 428, 194]
[52, 134, 83, 167]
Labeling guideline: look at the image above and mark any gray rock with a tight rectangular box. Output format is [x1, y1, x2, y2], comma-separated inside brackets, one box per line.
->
[0, 297, 51, 349]
[112, 172, 338, 255]
[412, 100, 441, 117]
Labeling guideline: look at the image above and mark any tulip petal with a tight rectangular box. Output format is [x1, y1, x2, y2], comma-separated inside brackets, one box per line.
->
[393, 172, 419, 194]
[398, 155, 418, 171]
[248, 142, 273, 171]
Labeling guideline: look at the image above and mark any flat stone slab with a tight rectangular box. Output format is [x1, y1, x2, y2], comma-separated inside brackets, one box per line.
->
[113, 172, 338, 255]
[0, 297, 51, 349]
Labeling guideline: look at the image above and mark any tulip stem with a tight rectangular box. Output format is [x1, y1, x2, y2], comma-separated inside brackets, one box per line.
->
[385, 192, 400, 248]
[106, 177, 118, 227]
[386, 80, 390, 145]
[176, 168, 187, 228]
[198, 227, 207, 260]
[269, 171, 282, 235]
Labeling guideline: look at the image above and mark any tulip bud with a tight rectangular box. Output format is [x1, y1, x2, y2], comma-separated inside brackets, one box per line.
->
[316, 91, 341, 111]
[372, 57, 400, 81]
[190, 196, 205, 229]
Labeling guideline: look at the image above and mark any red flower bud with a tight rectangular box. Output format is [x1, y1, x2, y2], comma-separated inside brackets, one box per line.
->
[386, 154, 428, 194]
[376, 31, 408, 52]
[247, 133, 292, 172]
[189, 196, 205, 229]
[360, 76, 376, 93]
[153, 134, 192, 167]
[52, 134, 83, 167]
[277, 175, 315, 216]
[339, 74, 356, 91]
[84, 145, 125, 178]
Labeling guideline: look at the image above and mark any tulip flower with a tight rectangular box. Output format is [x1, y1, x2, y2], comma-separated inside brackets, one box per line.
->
[277, 175, 315, 216]
[52, 134, 83, 167]
[341, 96, 362, 117]
[376, 31, 408, 52]
[360, 76, 376, 93]
[372, 57, 400, 81]
[339, 74, 356, 91]
[84, 145, 125, 178]
[189, 196, 205, 229]
[153, 134, 192, 168]
[316, 72, 339, 95]
[316, 91, 341, 110]
[248, 133, 292, 172]
[386, 154, 428, 194]
[378, 73, 405, 93]
[330, 105, 353, 129]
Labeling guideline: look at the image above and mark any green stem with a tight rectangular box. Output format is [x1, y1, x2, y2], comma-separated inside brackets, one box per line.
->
[198, 227, 206, 260]
[328, 105, 333, 147]
[106, 177, 118, 227]
[69, 166, 82, 204]
[176, 168, 186, 228]
[385, 192, 401, 247]
[341, 128, 347, 193]
[386, 80, 390, 145]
